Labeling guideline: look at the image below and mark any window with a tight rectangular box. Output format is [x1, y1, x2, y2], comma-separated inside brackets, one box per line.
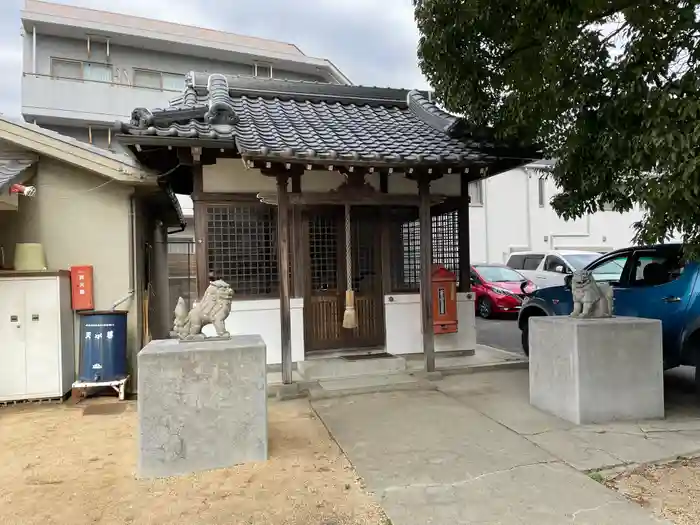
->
[431, 210, 460, 279]
[544, 255, 568, 273]
[133, 69, 184, 90]
[523, 255, 544, 270]
[470, 270, 482, 285]
[538, 177, 546, 207]
[506, 254, 526, 269]
[589, 255, 628, 283]
[51, 58, 81, 79]
[629, 250, 684, 287]
[389, 208, 460, 291]
[206, 204, 279, 297]
[168, 239, 197, 310]
[133, 69, 161, 89]
[254, 63, 272, 78]
[468, 180, 483, 205]
[565, 253, 601, 270]
[162, 73, 184, 91]
[83, 62, 112, 82]
[474, 265, 526, 283]
[168, 242, 195, 255]
[50, 58, 112, 82]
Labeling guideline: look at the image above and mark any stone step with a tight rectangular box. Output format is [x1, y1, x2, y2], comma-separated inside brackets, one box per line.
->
[297, 355, 407, 381]
[308, 373, 434, 400]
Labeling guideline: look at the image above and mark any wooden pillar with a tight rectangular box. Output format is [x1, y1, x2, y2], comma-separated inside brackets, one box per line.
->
[153, 219, 170, 339]
[418, 177, 435, 372]
[291, 173, 304, 298]
[192, 163, 208, 296]
[379, 172, 392, 295]
[458, 174, 472, 292]
[276, 173, 293, 384]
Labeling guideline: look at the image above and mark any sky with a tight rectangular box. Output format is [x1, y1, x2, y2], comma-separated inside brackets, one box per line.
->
[0, 0, 430, 117]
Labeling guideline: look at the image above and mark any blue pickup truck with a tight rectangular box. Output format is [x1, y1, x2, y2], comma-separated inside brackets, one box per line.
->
[518, 243, 700, 375]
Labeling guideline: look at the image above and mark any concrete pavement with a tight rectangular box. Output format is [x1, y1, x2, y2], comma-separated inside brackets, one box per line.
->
[439, 369, 700, 472]
[475, 316, 523, 354]
[312, 369, 679, 524]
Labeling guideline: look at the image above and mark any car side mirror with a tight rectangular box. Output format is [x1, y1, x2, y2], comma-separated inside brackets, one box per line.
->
[520, 281, 531, 295]
[564, 274, 573, 290]
[554, 265, 565, 274]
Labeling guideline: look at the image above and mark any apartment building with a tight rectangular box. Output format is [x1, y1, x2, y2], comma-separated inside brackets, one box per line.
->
[19, 0, 353, 309]
[20, 0, 350, 150]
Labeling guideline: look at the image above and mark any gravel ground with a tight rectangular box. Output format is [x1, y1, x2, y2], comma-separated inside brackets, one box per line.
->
[607, 458, 700, 525]
[0, 398, 388, 525]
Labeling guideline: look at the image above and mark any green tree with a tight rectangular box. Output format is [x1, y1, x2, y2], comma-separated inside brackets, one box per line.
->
[415, 0, 700, 252]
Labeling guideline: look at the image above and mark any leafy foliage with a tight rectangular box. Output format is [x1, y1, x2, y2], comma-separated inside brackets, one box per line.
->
[415, 0, 700, 255]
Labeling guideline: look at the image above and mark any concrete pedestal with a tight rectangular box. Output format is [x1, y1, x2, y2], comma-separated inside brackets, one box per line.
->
[137, 335, 268, 478]
[529, 316, 664, 425]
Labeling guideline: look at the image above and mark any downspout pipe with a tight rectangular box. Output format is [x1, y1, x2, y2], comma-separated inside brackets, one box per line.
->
[32, 26, 36, 74]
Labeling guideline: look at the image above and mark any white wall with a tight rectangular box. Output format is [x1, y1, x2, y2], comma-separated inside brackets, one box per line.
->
[384, 293, 477, 355]
[201, 298, 304, 365]
[479, 167, 653, 263]
[4, 158, 138, 377]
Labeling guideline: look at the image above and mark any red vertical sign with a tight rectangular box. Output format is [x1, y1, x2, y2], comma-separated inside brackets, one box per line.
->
[70, 265, 94, 311]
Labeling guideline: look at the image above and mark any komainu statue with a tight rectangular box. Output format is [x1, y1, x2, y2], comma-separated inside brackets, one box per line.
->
[570, 270, 614, 318]
[171, 280, 233, 340]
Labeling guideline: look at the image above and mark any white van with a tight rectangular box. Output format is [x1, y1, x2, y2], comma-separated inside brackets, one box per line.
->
[506, 250, 603, 288]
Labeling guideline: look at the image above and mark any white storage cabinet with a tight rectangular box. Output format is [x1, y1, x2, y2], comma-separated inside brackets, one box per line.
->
[0, 273, 75, 402]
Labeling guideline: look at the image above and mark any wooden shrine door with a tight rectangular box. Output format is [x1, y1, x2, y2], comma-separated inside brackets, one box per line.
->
[304, 206, 385, 352]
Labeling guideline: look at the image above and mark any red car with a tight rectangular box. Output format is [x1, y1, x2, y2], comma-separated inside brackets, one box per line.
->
[471, 264, 536, 318]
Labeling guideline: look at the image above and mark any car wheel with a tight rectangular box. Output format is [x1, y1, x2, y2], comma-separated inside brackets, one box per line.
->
[478, 297, 493, 319]
[521, 323, 529, 356]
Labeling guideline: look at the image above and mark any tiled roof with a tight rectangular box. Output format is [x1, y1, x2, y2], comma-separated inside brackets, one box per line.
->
[0, 159, 34, 192]
[116, 72, 538, 170]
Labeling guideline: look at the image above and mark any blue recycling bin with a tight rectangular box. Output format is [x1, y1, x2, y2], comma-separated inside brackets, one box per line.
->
[79, 311, 128, 382]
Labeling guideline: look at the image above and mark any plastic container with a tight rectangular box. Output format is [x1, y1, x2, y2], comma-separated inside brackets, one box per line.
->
[78, 311, 128, 382]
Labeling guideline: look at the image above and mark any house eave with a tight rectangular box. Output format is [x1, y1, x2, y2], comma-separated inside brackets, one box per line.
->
[0, 117, 156, 185]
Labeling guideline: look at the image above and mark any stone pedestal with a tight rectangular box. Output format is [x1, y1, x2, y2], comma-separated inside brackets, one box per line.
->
[529, 317, 664, 425]
[137, 335, 268, 478]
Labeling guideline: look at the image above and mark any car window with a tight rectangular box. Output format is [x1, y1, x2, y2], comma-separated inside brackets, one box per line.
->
[474, 265, 526, 282]
[565, 253, 601, 270]
[629, 250, 685, 287]
[589, 255, 629, 282]
[544, 255, 568, 273]
[523, 255, 544, 270]
[506, 254, 525, 269]
[470, 270, 482, 285]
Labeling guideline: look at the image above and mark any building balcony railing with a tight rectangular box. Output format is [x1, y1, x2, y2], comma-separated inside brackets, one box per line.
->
[21, 73, 181, 126]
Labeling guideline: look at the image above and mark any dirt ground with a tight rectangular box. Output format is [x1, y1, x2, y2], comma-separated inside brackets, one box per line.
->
[607, 458, 700, 525]
[0, 398, 388, 525]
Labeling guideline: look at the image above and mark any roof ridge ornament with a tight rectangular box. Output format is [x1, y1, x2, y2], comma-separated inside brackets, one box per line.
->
[406, 90, 463, 136]
[205, 74, 239, 125]
[130, 107, 154, 128]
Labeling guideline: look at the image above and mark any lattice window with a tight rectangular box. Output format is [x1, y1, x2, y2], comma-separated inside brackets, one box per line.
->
[309, 215, 339, 291]
[390, 209, 460, 292]
[206, 204, 279, 297]
[432, 210, 460, 278]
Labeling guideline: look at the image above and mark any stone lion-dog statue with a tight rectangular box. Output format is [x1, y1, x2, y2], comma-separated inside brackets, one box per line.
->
[570, 269, 614, 318]
[171, 280, 233, 340]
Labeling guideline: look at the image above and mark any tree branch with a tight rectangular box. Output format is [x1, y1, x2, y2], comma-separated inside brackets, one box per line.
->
[500, 1, 636, 65]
